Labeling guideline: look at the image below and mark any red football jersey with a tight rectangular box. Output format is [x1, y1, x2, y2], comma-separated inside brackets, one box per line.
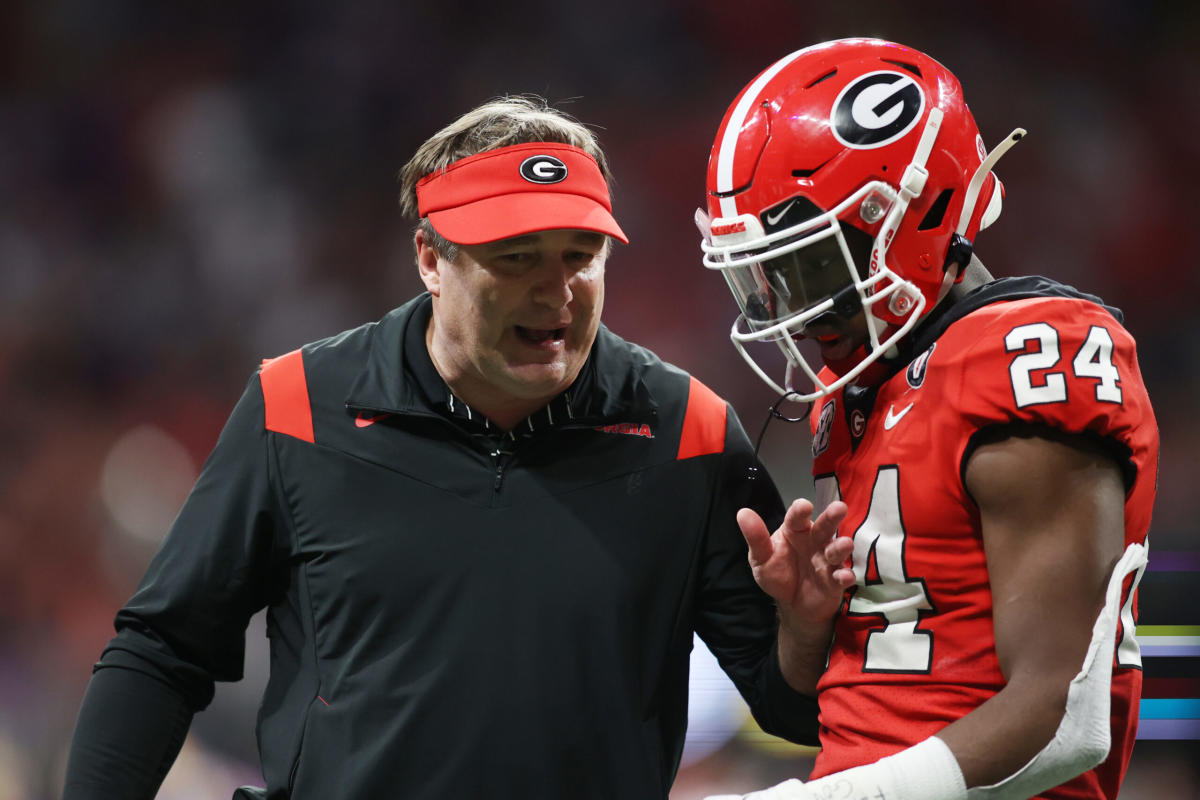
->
[807, 292, 1158, 799]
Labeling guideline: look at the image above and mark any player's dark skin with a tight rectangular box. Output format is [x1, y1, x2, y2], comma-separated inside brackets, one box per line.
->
[740, 258, 1129, 788]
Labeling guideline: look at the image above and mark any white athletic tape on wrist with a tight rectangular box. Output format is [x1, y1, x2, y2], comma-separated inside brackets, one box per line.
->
[966, 542, 1147, 800]
[702, 778, 808, 800]
[805, 735, 966, 800]
[703, 736, 965, 800]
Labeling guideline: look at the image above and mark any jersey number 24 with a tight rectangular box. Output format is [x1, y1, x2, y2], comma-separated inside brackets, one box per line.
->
[815, 466, 1143, 674]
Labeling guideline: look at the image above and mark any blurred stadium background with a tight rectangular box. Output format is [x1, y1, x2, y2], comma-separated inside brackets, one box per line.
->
[1, 1, 1197, 797]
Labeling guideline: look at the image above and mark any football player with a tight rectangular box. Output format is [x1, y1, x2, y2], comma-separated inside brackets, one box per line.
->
[697, 39, 1158, 800]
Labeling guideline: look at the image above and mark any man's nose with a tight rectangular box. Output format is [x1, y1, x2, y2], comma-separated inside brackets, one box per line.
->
[532, 258, 574, 306]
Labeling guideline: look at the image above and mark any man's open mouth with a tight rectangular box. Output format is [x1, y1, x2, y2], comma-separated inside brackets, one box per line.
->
[515, 326, 566, 344]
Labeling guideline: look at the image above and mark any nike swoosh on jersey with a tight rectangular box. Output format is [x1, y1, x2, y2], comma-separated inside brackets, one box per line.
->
[355, 412, 391, 428]
[883, 403, 914, 430]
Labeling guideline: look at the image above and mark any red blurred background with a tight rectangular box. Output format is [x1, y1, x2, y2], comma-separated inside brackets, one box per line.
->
[1, 1, 1196, 796]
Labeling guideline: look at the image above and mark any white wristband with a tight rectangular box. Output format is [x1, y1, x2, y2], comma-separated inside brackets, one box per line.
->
[803, 736, 967, 800]
[703, 737, 965, 800]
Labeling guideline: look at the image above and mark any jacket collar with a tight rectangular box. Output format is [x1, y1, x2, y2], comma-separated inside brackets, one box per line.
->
[344, 293, 657, 432]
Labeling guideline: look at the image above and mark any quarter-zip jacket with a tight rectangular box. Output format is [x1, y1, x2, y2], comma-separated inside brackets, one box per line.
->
[66, 294, 818, 799]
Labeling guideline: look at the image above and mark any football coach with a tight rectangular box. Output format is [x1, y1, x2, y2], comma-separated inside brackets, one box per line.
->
[62, 95, 850, 799]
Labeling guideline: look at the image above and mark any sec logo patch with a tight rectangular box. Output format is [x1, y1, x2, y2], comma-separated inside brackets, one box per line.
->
[813, 399, 836, 457]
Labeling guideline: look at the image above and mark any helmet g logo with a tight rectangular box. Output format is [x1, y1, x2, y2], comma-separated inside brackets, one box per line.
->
[520, 155, 568, 184]
[831, 71, 925, 149]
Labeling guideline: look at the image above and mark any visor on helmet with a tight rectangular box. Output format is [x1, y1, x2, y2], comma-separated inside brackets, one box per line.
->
[725, 222, 874, 333]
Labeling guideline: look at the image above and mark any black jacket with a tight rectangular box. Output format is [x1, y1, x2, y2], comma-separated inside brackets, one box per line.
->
[65, 295, 818, 799]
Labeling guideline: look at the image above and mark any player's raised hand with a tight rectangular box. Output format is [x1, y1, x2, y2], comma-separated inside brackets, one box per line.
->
[737, 498, 854, 627]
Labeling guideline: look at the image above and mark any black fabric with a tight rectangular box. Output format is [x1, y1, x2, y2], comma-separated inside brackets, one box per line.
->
[884, 275, 1124, 379]
[63, 663, 194, 800]
[63, 294, 811, 800]
[754, 638, 821, 741]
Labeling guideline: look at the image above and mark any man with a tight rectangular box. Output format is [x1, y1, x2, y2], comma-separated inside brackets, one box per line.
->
[62, 96, 851, 799]
[696, 40, 1157, 800]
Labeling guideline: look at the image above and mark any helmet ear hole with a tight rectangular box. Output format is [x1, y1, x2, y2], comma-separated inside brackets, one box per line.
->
[917, 188, 954, 231]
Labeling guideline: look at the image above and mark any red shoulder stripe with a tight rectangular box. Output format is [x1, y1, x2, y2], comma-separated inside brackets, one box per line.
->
[259, 349, 315, 443]
[677, 377, 727, 460]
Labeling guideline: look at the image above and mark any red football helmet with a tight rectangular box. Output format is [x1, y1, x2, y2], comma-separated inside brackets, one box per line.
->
[698, 38, 1024, 401]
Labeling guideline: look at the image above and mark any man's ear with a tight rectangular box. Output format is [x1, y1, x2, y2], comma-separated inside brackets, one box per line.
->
[415, 228, 441, 296]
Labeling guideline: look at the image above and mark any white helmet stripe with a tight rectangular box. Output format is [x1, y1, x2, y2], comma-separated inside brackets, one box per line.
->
[715, 47, 812, 219]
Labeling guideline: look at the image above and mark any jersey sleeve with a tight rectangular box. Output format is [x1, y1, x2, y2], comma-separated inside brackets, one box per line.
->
[693, 402, 821, 745]
[101, 370, 282, 704]
[949, 297, 1157, 489]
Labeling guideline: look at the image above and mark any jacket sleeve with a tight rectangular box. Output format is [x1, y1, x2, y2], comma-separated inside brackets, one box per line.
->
[692, 405, 822, 745]
[63, 373, 281, 798]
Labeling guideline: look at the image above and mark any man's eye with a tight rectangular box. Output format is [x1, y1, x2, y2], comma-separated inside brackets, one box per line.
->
[497, 252, 534, 266]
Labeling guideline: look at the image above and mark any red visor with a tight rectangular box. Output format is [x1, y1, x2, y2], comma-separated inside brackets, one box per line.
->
[415, 142, 628, 245]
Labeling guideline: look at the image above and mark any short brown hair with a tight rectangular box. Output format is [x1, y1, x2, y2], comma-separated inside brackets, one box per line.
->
[398, 96, 613, 261]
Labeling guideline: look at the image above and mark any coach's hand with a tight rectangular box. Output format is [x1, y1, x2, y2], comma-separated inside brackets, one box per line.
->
[738, 498, 854, 694]
[739, 498, 854, 627]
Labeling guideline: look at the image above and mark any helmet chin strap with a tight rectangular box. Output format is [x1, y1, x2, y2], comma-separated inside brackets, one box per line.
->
[924, 128, 1025, 312]
[933, 233, 975, 305]
[917, 125, 1027, 323]
[956, 127, 1027, 236]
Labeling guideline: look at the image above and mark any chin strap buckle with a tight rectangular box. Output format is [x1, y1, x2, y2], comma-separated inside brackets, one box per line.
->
[944, 233, 974, 278]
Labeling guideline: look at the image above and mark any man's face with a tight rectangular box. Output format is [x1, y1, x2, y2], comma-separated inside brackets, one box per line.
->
[765, 223, 875, 369]
[419, 229, 607, 416]
[802, 309, 872, 366]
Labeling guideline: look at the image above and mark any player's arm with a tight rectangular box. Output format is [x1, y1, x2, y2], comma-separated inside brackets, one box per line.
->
[938, 427, 1127, 785]
[705, 430, 1135, 800]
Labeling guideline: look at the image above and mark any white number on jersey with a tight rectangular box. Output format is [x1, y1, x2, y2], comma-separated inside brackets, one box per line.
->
[1072, 325, 1123, 403]
[1005, 323, 1066, 406]
[1006, 323, 1123, 407]
[1116, 550, 1147, 668]
[845, 466, 935, 673]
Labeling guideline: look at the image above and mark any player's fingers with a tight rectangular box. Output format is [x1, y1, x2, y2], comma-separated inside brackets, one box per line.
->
[737, 507, 774, 566]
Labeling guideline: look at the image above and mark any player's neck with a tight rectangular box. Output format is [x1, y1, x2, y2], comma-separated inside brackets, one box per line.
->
[948, 254, 994, 302]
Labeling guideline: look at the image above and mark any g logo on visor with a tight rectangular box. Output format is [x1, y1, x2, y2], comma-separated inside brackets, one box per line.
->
[519, 155, 568, 184]
[831, 71, 925, 149]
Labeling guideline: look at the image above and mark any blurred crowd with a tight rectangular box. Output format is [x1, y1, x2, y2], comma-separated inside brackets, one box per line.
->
[1, 1, 1196, 797]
